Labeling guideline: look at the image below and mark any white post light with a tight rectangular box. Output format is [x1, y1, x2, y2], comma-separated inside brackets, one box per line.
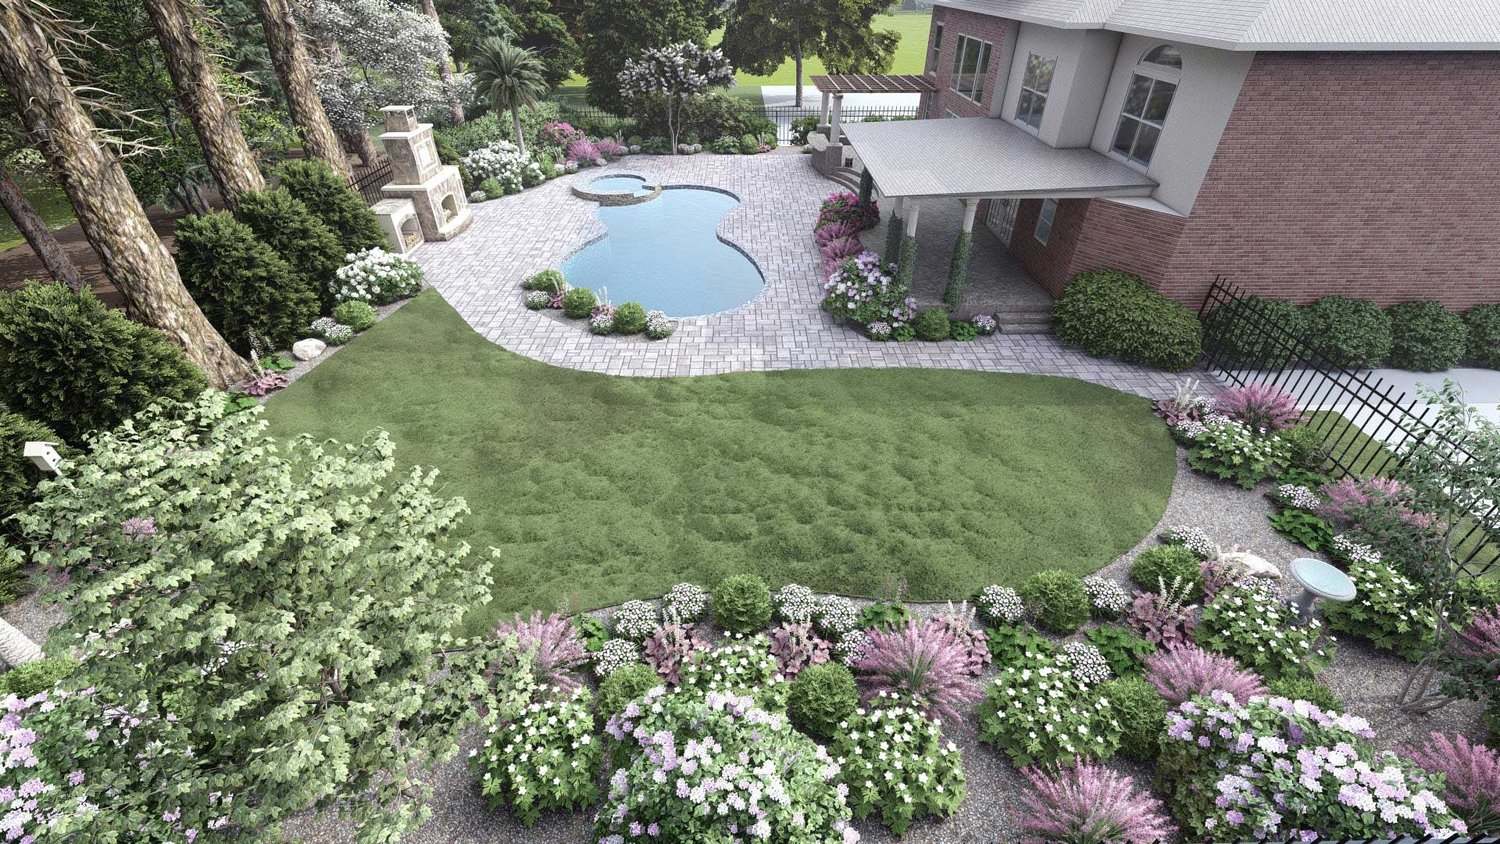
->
[23, 441, 62, 476]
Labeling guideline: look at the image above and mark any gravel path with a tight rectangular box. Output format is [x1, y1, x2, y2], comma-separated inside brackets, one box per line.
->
[281, 448, 1485, 843]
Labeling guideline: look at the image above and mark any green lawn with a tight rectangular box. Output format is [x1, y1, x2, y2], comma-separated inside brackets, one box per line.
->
[265, 291, 1175, 634]
[559, 11, 933, 101]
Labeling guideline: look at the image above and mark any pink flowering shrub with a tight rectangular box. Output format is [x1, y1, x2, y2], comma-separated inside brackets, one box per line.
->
[242, 371, 289, 397]
[1404, 732, 1500, 831]
[821, 250, 917, 330]
[852, 619, 982, 723]
[819, 236, 865, 276]
[1018, 762, 1174, 844]
[493, 611, 590, 692]
[815, 191, 879, 231]
[814, 219, 862, 246]
[1145, 644, 1267, 705]
[1456, 607, 1500, 659]
[565, 138, 601, 164]
[932, 613, 991, 677]
[1212, 383, 1302, 432]
[594, 138, 628, 157]
[1317, 476, 1436, 530]
[643, 621, 707, 684]
[539, 121, 586, 147]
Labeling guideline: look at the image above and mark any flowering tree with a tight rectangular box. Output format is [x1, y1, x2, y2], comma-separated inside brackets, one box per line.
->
[8, 395, 533, 841]
[618, 41, 734, 153]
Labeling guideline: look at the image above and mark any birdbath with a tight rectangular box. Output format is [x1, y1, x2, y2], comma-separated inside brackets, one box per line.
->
[1288, 557, 1357, 622]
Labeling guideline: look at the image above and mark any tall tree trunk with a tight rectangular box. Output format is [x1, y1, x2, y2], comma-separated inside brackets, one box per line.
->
[511, 106, 526, 157]
[0, 1, 253, 387]
[0, 158, 83, 291]
[0, 616, 40, 668]
[338, 124, 379, 168]
[418, 0, 465, 125]
[794, 43, 804, 107]
[251, 0, 351, 180]
[143, 0, 266, 211]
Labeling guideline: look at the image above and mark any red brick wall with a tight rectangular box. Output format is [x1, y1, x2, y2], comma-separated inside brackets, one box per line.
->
[1008, 198, 1187, 297]
[1152, 52, 1500, 309]
[926, 8, 1013, 119]
[1009, 198, 1087, 296]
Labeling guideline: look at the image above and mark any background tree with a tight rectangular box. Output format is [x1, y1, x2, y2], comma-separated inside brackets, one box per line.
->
[0, 116, 82, 290]
[620, 41, 734, 152]
[10, 396, 534, 841]
[721, 0, 898, 106]
[418, 0, 467, 124]
[0, 0, 252, 386]
[142, 0, 268, 209]
[252, 0, 352, 178]
[578, 0, 706, 114]
[492, 0, 580, 88]
[469, 38, 548, 156]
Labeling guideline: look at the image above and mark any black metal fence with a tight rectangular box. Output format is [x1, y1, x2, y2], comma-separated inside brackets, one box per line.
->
[554, 103, 920, 145]
[1199, 277, 1499, 575]
[350, 160, 393, 205]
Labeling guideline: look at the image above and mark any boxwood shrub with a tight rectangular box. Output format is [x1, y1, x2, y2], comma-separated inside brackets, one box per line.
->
[913, 308, 951, 342]
[1201, 295, 1305, 368]
[786, 662, 859, 741]
[1052, 269, 1201, 371]
[561, 287, 597, 319]
[1017, 570, 1090, 634]
[612, 302, 648, 335]
[1463, 304, 1500, 369]
[1099, 676, 1166, 761]
[711, 574, 772, 633]
[1129, 545, 1203, 598]
[1386, 300, 1467, 371]
[1301, 296, 1392, 369]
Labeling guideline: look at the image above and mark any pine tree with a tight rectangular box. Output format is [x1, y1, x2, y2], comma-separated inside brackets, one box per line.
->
[174, 212, 320, 354]
[276, 160, 388, 255]
[233, 188, 346, 311]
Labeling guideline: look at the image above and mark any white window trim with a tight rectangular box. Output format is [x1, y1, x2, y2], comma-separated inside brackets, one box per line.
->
[1107, 49, 1182, 172]
[1034, 199, 1057, 245]
[928, 23, 944, 76]
[1014, 53, 1056, 135]
[949, 35, 992, 104]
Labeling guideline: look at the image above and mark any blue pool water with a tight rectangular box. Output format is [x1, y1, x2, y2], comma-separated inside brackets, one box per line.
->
[589, 175, 654, 197]
[564, 186, 763, 317]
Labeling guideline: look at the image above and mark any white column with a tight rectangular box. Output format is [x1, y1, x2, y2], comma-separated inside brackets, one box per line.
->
[890, 196, 904, 219]
[829, 93, 844, 143]
[904, 199, 922, 236]
[820, 91, 831, 127]
[960, 198, 978, 233]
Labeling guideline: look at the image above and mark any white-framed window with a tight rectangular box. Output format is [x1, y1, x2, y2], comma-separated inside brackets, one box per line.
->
[1110, 44, 1181, 168]
[1016, 53, 1055, 131]
[950, 35, 992, 103]
[1034, 198, 1058, 245]
[929, 23, 944, 74]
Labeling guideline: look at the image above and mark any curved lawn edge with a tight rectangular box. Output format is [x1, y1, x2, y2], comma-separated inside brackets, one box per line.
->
[264, 289, 1176, 635]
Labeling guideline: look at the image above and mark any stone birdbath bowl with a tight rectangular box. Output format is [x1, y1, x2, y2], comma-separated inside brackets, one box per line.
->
[1288, 557, 1357, 622]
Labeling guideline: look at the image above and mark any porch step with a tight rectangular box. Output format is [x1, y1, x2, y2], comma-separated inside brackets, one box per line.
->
[826, 167, 861, 191]
[995, 311, 1053, 334]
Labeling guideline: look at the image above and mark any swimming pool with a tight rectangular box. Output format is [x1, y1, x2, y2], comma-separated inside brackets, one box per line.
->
[564, 181, 763, 317]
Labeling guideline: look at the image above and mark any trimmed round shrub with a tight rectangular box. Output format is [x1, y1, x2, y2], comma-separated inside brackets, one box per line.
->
[523, 269, 566, 293]
[612, 302, 647, 335]
[0, 656, 75, 698]
[1302, 296, 1392, 369]
[561, 287, 597, 319]
[1387, 300, 1467, 371]
[0, 412, 70, 538]
[1129, 546, 1203, 598]
[1202, 296, 1305, 368]
[1052, 269, 1202, 371]
[173, 211, 320, 355]
[233, 188, 346, 311]
[1100, 676, 1167, 761]
[787, 662, 859, 741]
[1018, 570, 1090, 634]
[711, 574, 772, 634]
[1463, 304, 1500, 369]
[0, 283, 206, 442]
[596, 662, 660, 722]
[332, 300, 378, 332]
[913, 308, 951, 342]
[275, 159, 387, 255]
[1266, 676, 1341, 712]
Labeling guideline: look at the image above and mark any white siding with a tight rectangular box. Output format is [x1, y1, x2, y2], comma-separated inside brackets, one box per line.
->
[1001, 23, 1122, 146]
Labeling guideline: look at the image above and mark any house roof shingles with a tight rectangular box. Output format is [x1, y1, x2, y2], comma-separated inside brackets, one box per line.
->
[931, 0, 1500, 50]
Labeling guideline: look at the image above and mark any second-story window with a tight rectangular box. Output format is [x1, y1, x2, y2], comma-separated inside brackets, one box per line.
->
[929, 23, 944, 74]
[1111, 44, 1181, 167]
[1016, 53, 1055, 130]
[950, 35, 992, 103]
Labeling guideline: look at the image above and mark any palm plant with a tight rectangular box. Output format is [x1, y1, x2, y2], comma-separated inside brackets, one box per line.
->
[469, 37, 548, 157]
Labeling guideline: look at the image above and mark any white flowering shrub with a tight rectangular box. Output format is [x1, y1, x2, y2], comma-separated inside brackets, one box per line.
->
[679, 634, 784, 703]
[331, 248, 423, 304]
[1082, 575, 1130, 617]
[830, 697, 965, 835]
[595, 639, 642, 678]
[976, 585, 1025, 626]
[1331, 534, 1382, 567]
[1197, 584, 1335, 680]
[309, 317, 353, 345]
[523, 290, 550, 310]
[978, 649, 1122, 766]
[775, 583, 817, 623]
[1058, 641, 1112, 686]
[619, 42, 735, 152]
[461, 140, 545, 195]
[663, 583, 708, 622]
[1275, 483, 1322, 511]
[471, 687, 600, 827]
[611, 600, 658, 641]
[834, 629, 869, 666]
[644, 310, 674, 340]
[815, 595, 860, 637]
[1161, 525, 1217, 560]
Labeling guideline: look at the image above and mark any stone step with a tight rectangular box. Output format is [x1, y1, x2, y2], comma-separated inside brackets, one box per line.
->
[995, 312, 1053, 334]
[825, 168, 861, 191]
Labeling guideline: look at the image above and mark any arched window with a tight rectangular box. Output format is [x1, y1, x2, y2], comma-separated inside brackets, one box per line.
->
[1111, 44, 1180, 167]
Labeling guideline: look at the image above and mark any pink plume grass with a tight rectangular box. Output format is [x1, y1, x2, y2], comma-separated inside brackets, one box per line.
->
[1213, 383, 1302, 432]
[852, 619, 981, 723]
[1403, 732, 1500, 828]
[1018, 762, 1175, 844]
[493, 611, 589, 692]
[1145, 643, 1267, 705]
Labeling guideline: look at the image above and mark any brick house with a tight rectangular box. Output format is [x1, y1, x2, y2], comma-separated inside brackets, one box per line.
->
[837, 0, 1500, 310]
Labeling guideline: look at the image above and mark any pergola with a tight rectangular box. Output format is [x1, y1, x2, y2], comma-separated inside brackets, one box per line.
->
[808, 74, 936, 143]
[838, 117, 1158, 307]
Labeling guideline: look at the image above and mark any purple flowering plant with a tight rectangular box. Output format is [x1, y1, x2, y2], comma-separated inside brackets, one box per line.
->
[820, 251, 916, 332]
[1160, 692, 1464, 840]
[1018, 761, 1175, 844]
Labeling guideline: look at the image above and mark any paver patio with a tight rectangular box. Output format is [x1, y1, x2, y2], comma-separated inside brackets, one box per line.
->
[414, 153, 1192, 399]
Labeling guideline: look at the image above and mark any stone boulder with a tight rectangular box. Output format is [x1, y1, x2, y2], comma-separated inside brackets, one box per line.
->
[1218, 550, 1281, 580]
[291, 338, 327, 361]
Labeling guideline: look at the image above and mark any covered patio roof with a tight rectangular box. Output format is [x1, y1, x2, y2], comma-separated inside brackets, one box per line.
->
[841, 117, 1157, 200]
[809, 74, 937, 95]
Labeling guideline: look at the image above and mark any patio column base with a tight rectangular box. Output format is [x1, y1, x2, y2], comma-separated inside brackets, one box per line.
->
[944, 231, 973, 310]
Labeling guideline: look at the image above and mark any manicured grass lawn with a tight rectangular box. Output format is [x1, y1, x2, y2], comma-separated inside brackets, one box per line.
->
[265, 291, 1175, 634]
[558, 12, 932, 101]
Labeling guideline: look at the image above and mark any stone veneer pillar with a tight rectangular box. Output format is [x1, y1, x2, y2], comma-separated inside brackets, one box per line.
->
[377, 104, 472, 242]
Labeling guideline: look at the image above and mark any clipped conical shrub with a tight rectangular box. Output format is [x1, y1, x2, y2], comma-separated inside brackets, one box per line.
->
[234, 188, 345, 310]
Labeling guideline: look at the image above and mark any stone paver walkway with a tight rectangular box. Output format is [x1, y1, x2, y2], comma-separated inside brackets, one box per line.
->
[414, 153, 1189, 399]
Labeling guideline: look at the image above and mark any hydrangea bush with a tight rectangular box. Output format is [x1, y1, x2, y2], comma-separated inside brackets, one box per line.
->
[595, 639, 643, 677]
[1161, 525, 1217, 559]
[310, 316, 353, 345]
[1160, 693, 1465, 840]
[598, 689, 859, 844]
[977, 649, 1122, 767]
[644, 310, 674, 340]
[461, 140, 545, 194]
[471, 687, 600, 826]
[331, 247, 423, 304]
[820, 251, 916, 332]
[1059, 641, 1112, 687]
[831, 696, 965, 835]
[816, 595, 861, 638]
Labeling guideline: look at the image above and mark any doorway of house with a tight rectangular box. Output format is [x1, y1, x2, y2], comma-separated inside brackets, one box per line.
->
[985, 198, 1019, 246]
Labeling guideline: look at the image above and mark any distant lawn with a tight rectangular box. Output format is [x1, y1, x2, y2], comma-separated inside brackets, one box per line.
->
[559, 11, 932, 100]
[264, 291, 1175, 634]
